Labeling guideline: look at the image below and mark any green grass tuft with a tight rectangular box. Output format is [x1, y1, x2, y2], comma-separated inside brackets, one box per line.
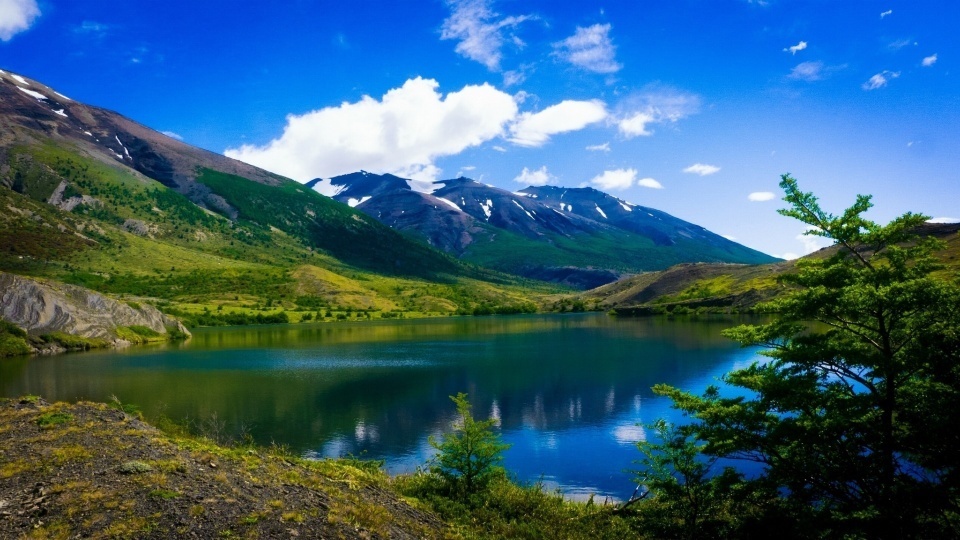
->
[36, 411, 73, 429]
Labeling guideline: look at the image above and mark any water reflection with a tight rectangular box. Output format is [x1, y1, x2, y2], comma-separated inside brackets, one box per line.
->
[1, 313, 764, 499]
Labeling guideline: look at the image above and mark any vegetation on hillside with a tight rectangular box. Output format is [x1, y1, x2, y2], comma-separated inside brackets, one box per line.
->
[0, 141, 563, 334]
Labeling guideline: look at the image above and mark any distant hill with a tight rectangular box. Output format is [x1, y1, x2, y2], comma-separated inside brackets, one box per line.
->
[0, 69, 550, 325]
[579, 222, 960, 314]
[308, 172, 779, 288]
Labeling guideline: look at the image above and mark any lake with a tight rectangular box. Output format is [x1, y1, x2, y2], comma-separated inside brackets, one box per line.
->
[0, 313, 764, 500]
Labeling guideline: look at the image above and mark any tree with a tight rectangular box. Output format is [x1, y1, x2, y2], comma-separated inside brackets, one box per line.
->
[632, 420, 744, 540]
[430, 393, 510, 499]
[653, 175, 960, 538]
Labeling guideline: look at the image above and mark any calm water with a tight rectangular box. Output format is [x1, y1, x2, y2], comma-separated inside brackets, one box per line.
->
[0, 313, 763, 500]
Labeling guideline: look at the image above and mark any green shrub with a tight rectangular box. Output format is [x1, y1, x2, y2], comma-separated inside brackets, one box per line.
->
[40, 332, 108, 350]
[429, 393, 509, 500]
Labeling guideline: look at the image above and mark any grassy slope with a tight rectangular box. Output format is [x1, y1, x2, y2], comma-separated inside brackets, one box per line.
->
[585, 224, 960, 314]
[0, 141, 561, 329]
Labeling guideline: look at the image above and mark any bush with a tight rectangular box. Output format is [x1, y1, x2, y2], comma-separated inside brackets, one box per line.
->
[40, 332, 108, 350]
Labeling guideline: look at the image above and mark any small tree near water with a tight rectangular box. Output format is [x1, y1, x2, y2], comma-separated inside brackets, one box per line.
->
[430, 393, 510, 498]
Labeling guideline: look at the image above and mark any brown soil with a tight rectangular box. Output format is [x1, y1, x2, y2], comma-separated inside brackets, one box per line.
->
[0, 398, 448, 539]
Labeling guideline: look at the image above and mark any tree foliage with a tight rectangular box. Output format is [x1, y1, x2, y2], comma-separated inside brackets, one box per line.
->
[650, 174, 960, 538]
[633, 420, 746, 539]
[429, 392, 510, 499]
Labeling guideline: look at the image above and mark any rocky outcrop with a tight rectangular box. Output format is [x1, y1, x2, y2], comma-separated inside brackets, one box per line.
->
[0, 272, 189, 345]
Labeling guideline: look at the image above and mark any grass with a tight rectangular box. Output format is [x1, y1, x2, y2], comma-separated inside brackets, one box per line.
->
[394, 471, 638, 539]
[114, 325, 167, 344]
[0, 320, 32, 357]
[36, 411, 74, 429]
[39, 332, 109, 351]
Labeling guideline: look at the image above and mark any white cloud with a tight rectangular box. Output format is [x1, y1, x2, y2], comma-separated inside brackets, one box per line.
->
[637, 177, 663, 189]
[776, 228, 832, 260]
[928, 217, 960, 224]
[73, 20, 109, 36]
[683, 163, 720, 176]
[0, 0, 40, 41]
[862, 70, 900, 91]
[887, 38, 916, 51]
[161, 131, 183, 141]
[502, 69, 525, 86]
[776, 252, 801, 260]
[514, 165, 552, 186]
[615, 87, 701, 137]
[748, 191, 776, 202]
[590, 168, 637, 191]
[922, 53, 938, 67]
[440, 0, 533, 71]
[224, 77, 518, 182]
[508, 99, 607, 147]
[880, 9, 893, 18]
[553, 23, 621, 74]
[797, 227, 832, 254]
[788, 61, 824, 81]
[784, 41, 807, 55]
[586, 142, 610, 152]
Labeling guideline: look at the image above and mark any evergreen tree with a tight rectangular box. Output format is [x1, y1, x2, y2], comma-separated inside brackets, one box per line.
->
[430, 393, 510, 499]
[653, 175, 960, 538]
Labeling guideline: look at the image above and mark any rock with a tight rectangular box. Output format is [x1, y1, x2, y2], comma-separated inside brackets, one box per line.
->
[0, 271, 190, 344]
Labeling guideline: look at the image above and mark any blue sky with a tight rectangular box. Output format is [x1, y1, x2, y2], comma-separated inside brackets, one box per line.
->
[2, 0, 958, 258]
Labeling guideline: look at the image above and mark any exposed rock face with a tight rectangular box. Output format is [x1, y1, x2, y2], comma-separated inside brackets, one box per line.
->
[0, 272, 189, 342]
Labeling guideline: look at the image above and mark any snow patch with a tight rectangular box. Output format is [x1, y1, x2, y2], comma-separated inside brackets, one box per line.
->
[115, 135, 131, 159]
[310, 178, 346, 198]
[111, 151, 123, 160]
[512, 200, 535, 220]
[84, 131, 93, 137]
[347, 196, 372, 208]
[16, 87, 46, 100]
[54, 91, 72, 101]
[52, 108, 68, 117]
[406, 178, 439, 193]
[619, 202, 633, 212]
[595, 205, 607, 219]
[514, 191, 536, 198]
[436, 197, 463, 212]
[11, 74, 29, 86]
[480, 199, 493, 220]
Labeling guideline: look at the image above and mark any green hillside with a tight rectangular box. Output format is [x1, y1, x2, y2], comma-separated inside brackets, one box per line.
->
[0, 140, 556, 327]
[582, 222, 960, 315]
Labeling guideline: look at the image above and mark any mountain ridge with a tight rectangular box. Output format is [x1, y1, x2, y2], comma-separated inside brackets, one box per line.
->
[307, 170, 780, 287]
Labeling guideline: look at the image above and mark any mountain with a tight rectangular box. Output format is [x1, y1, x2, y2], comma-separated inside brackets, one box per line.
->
[0, 70, 475, 279]
[307, 172, 779, 288]
[0, 69, 550, 325]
